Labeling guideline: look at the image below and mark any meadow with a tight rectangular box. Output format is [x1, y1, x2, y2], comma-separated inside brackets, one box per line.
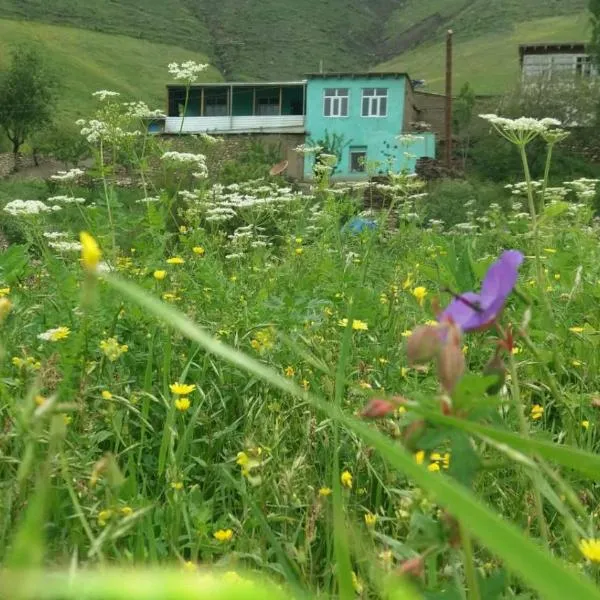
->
[2, 68, 600, 599]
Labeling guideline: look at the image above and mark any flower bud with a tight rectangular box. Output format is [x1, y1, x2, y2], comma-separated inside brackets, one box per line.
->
[437, 340, 465, 394]
[360, 398, 396, 419]
[406, 326, 442, 365]
[396, 555, 424, 579]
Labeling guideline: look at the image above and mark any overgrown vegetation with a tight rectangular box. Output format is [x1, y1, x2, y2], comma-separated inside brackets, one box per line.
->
[2, 64, 600, 600]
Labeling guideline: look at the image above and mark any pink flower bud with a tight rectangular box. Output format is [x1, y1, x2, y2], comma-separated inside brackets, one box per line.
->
[406, 326, 442, 365]
[360, 398, 396, 419]
[397, 555, 425, 579]
[437, 339, 465, 394]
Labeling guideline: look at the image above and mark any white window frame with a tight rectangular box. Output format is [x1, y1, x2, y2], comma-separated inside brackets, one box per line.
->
[323, 88, 349, 117]
[349, 147, 367, 173]
[361, 88, 388, 117]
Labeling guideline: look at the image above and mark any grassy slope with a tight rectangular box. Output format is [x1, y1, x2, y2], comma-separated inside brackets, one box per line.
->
[378, 14, 591, 95]
[0, 19, 221, 120]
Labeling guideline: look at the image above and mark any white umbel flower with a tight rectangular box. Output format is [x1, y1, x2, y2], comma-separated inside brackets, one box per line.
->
[4, 200, 59, 216]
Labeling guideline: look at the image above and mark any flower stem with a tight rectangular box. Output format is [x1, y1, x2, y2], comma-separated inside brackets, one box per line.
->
[508, 353, 550, 545]
[460, 521, 481, 600]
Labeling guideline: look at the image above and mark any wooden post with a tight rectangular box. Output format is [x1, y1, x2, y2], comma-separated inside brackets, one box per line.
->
[279, 87, 283, 115]
[200, 87, 205, 117]
[445, 29, 453, 170]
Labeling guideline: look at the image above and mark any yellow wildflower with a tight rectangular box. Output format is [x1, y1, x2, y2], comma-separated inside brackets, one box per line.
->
[80, 231, 101, 272]
[100, 337, 128, 361]
[401, 329, 413, 338]
[340, 470, 353, 489]
[402, 273, 413, 290]
[179, 226, 187, 234]
[337, 318, 368, 331]
[295, 247, 303, 255]
[580, 539, 600, 563]
[213, 529, 234, 542]
[183, 561, 197, 572]
[171, 481, 184, 491]
[175, 397, 191, 412]
[582, 420, 590, 430]
[193, 246, 205, 256]
[359, 381, 372, 390]
[378, 357, 389, 364]
[63, 415, 72, 426]
[318, 487, 332, 497]
[170, 383, 196, 395]
[0, 297, 11, 322]
[401, 367, 409, 378]
[323, 306, 334, 316]
[166, 256, 185, 265]
[572, 360, 583, 367]
[120, 506, 133, 516]
[38, 326, 70, 342]
[0, 287, 10, 297]
[569, 327, 585, 333]
[284, 366, 295, 377]
[554, 273, 561, 280]
[531, 404, 544, 420]
[162, 292, 180, 302]
[412, 286, 428, 306]
[101, 390, 113, 400]
[414, 450, 425, 465]
[295, 237, 303, 244]
[364, 512, 377, 527]
[153, 270, 167, 280]
[301, 379, 310, 390]
[351, 572, 363, 594]
[427, 462, 441, 472]
[98, 509, 113, 526]
[34, 395, 46, 406]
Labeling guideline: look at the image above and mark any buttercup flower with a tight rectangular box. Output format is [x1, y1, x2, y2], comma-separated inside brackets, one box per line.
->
[338, 318, 368, 331]
[213, 529, 234, 542]
[166, 256, 185, 265]
[154, 270, 167, 280]
[192, 246, 205, 256]
[531, 404, 544, 420]
[80, 232, 101, 272]
[101, 390, 113, 400]
[318, 487, 332, 497]
[412, 286, 427, 306]
[364, 512, 377, 527]
[341, 470, 353, 489]
[439, 250, 524, 331]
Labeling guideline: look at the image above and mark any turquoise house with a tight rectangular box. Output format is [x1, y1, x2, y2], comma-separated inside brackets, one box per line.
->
[303, 72, 435, 179]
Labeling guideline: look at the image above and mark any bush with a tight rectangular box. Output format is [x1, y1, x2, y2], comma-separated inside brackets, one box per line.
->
[422, 178, 510, 228]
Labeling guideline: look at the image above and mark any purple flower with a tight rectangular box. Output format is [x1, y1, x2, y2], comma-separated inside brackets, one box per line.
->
[439, 250, 524, 331]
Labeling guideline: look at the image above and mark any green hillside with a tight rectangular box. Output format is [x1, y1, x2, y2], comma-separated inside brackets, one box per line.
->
[0, 0, 586, 82]
[378, 14, 591, 95]
[0, 19, 221, 120]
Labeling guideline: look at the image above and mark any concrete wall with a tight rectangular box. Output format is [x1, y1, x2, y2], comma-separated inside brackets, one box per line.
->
[304, 75, 434, 179]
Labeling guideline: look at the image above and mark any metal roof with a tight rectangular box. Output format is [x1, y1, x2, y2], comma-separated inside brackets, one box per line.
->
[305, 71, 409, 79]
[519, 42, 587, 54]
[167, 81, 306, 88]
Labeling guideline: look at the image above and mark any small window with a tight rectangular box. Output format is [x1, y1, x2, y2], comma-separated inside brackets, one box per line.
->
[324, 88, 349, 117]
[361, 88, 388, 117]
[350, 147, 367, 172]
[204, 88, 228, 116]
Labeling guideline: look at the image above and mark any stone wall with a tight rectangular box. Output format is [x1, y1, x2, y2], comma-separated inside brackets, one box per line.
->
[0, 153, 37, 178]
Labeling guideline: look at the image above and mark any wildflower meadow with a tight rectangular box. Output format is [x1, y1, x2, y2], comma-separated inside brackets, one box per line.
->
[3, 62, 600, 600]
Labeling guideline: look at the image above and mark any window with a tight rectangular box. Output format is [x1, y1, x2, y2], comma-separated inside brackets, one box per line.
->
[361, 88, 388, 117]
[256, 94, 279, 116]
[350, 147, 367, 173]
[576, 55, 594, 77]
[323, 88, 349, 117]
[204, 88, 228, 116]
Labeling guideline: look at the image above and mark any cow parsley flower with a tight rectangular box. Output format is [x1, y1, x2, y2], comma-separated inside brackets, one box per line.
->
[49, 241, 82, 252]
[161, 151, 207, 171]
[4, 200, 59, 216]
[167, 60, 209, 82]
[50, 168, 85, 182]
[47, 195, 86, 205]
[92, 90, 120, 101]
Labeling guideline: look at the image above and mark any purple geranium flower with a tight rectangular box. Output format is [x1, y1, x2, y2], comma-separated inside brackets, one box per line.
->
[439, 250, 524, 331]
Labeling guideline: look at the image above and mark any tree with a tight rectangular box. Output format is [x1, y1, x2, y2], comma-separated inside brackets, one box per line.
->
[0, 45, 58, 162]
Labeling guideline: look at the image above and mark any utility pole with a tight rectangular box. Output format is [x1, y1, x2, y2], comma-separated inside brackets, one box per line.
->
[445, 29, 453, 170]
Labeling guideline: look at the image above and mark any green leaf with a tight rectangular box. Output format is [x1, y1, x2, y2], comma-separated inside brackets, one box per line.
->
[104, 273, 600, 600]
[543, 201, 569, 219]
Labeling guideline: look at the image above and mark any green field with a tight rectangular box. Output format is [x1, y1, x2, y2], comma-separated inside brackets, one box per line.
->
[379, 14, 591, 95]
[0, 19, 221, 120]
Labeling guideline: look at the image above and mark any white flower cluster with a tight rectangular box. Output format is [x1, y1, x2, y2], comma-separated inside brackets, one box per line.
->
[124, 101, 165, 119]
[48, 241, 82, 252]
[37, 327, 67, 341]
[92, 90, 121, 101]
[229, 224, 270, 250]
[4, 200, 61, 216]
[43, 231, 68, 240]
[50, 168, 85, 182]
[480, 114, 561, 131]
[135, 196, 161, 204]
[397, 134, 425, 145]
[47, 195, 86, 205]
[161, 152, 207, 178]
[168, 60, 209, 82]
[295, 144, 323, 155]
[564, 178, 600, 201]
[76, 119, 140, 144]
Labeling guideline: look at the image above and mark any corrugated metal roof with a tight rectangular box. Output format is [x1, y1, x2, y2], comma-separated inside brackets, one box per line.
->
[167, 81, 306, 88]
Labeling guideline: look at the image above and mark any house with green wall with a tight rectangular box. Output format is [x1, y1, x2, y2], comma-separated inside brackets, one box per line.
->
[160, 72, 436, 180]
